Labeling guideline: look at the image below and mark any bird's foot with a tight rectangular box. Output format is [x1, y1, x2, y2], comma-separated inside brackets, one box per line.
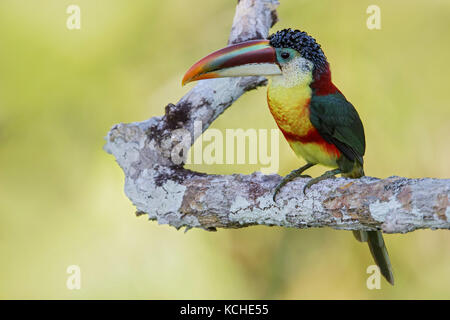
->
[272, 163, 314, 202]
[303, 168, 341, 194]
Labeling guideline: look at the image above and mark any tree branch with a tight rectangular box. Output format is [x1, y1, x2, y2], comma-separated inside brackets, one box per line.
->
[104, 0, 450, 234]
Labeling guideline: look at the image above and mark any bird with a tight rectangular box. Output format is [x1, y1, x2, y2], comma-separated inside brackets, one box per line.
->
[182, 28, 394, 285]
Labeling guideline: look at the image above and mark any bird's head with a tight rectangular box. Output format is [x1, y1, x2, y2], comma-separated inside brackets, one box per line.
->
[182, 29, 329, 87]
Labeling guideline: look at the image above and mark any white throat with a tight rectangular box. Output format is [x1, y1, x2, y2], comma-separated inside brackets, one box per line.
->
[270, 57, 314, 88]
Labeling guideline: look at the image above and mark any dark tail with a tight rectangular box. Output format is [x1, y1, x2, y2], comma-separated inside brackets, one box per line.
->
[352, 230, 394, 285]
[345, 165, 394, 285]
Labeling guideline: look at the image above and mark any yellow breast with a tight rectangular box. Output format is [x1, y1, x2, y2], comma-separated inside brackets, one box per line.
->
[267, 76, 314, 137]
[266, 74, 339, 167]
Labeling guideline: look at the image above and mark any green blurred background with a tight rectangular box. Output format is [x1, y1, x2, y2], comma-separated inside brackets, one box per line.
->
[0, 0, 449, 299]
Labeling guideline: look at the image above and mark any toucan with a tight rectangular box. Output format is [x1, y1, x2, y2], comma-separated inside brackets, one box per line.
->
[182, 28, 394, 285]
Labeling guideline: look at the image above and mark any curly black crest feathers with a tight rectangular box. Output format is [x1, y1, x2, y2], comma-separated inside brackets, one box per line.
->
[269, 29, 328, 74]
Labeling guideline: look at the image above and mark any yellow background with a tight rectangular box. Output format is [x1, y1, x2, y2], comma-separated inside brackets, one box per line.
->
[0, 0, 449, 299]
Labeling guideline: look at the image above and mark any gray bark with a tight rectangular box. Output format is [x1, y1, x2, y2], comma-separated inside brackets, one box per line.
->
[104, 0, 450, 234]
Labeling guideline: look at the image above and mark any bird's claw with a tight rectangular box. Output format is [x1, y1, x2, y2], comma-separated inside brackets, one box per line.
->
[273, 174, 311, 202]
[302, 169, 341, 195]
[271, 163, 315, 202]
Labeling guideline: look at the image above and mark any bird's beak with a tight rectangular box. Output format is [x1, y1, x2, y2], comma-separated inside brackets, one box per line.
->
[182, 39, 281, 86]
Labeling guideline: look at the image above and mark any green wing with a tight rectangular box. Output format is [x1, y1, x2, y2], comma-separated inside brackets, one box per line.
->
[309, 93, 366, 165]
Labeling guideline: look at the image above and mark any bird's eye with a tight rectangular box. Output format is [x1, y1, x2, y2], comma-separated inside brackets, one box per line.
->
[280, 52, 290, 59]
